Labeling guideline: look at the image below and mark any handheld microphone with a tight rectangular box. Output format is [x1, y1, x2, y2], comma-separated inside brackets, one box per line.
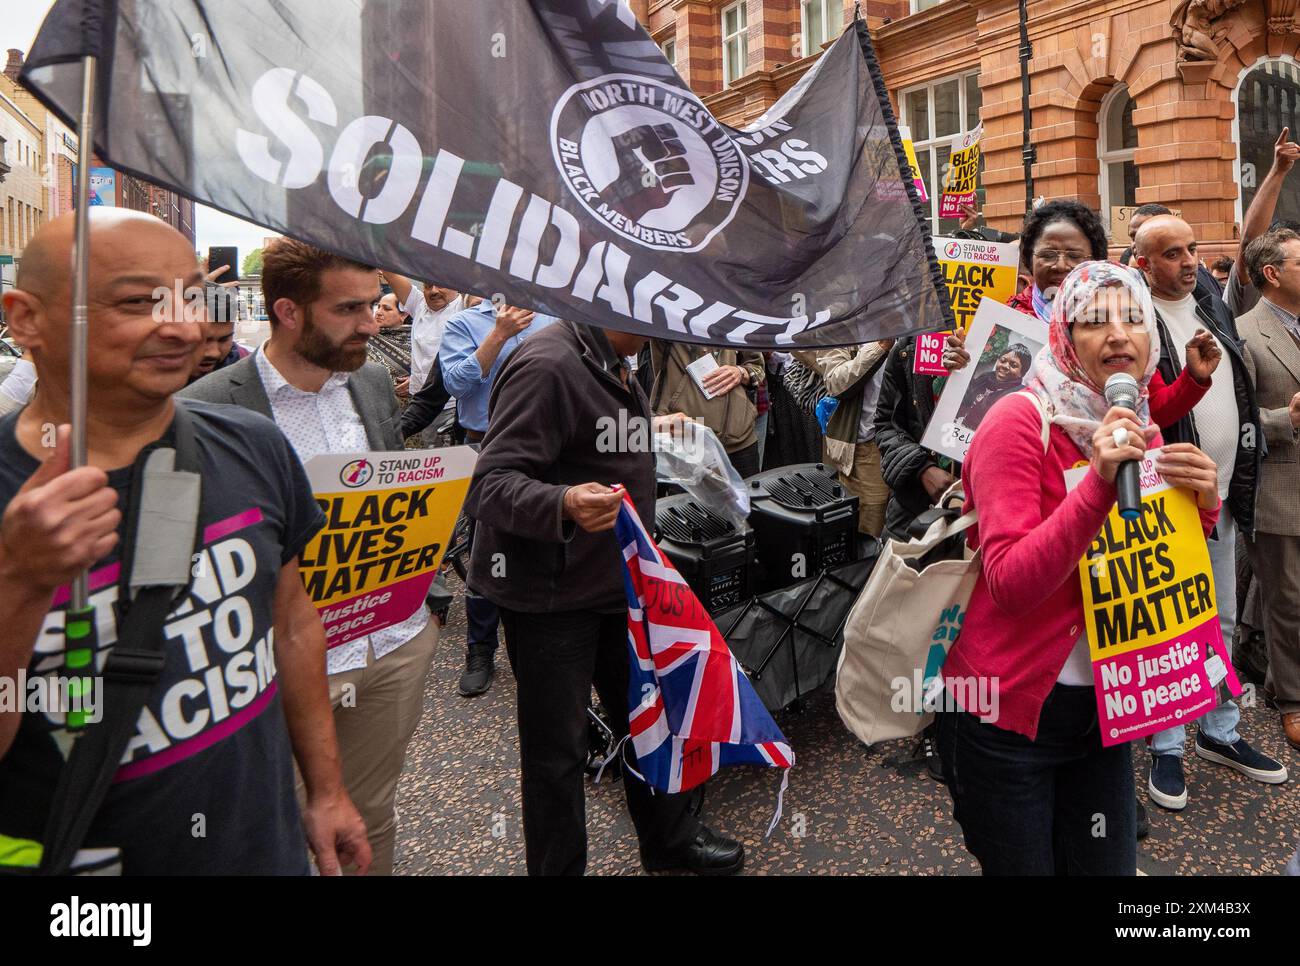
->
[1104, 372, 1142, 521]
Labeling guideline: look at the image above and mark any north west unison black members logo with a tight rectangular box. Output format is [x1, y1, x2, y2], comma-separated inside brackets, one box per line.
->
[550, 73, 748, 252]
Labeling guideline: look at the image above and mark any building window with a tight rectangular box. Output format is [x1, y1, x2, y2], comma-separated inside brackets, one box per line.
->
[661, 38, 675, 67]
[801, 0, 834, 55]
[1236, 57, 1300, 227]
[911, 0, 947, 12]
[1098, 83, 1138, 231]
[722, 2, 748, 87]
[900, 71, 983, 235]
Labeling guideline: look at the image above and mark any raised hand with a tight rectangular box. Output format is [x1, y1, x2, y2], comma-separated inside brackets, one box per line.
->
[1274, 127, 1300, 176]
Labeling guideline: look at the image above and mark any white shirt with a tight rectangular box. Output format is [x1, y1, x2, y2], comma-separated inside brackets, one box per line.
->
[1151, 293, 1239, 499]
[255, 347, 429, 675]
[0, 357, 37, 414]
[405, 289, 465, 393]
[1058, 631, 1093, 686]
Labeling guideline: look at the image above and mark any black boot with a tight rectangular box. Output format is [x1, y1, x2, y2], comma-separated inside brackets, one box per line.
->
[641, 825, 745, 876]
[457, 642, 495, 697]
[921, 724, 944, 782]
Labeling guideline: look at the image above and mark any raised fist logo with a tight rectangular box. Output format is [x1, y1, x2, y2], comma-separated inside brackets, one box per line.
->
[552, 75, 748, 250]
[608, 122, 696, 222]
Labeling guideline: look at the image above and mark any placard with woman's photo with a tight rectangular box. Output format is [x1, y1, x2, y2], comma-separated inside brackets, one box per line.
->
[920, 298, 1048, 465]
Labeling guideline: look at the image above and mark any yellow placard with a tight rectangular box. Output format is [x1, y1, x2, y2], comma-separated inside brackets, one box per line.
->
[939, 124, 981, 219]
[1078, 479, 1215, 658]
[300, 479, 468, 607]
[299, 448, 476, 647]
[898, 124, 928, 203]
[1065, 453, 1240, 746]
[934, 235, 1021, 331]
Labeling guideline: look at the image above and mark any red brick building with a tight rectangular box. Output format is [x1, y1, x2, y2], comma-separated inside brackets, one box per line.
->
[89, 154, 196, 245]
[1, 48, 195, 249]
[633, 0, 1300, 255]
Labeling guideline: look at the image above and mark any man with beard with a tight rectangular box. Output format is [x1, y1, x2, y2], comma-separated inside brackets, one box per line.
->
[1132, 215, 1287, 811]
[181, 238, 437, 875]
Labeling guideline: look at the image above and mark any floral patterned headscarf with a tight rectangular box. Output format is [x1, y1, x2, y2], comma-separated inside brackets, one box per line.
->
[1023, 260, 1160, 458]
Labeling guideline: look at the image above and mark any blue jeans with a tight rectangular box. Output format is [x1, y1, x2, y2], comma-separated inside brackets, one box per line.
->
[1150, 507, 1241, 756]
[937, 685, 1136, 875]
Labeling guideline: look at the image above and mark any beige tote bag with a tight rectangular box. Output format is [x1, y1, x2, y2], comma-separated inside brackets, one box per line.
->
[836, 391, 1049, 745]
[834, 501, 981, 745]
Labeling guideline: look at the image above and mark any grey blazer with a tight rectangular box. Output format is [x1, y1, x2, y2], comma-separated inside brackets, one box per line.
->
[178, 352, 403, 451]
[1238, 302, 1300, 536]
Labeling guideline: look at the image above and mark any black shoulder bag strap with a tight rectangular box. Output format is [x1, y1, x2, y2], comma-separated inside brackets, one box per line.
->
[37, 401, 203, 875]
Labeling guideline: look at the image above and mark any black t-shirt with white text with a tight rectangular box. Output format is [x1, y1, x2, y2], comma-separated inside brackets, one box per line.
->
[0, 400, 325, 874]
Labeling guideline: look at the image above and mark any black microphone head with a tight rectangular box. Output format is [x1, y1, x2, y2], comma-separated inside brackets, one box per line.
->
[1104, 372, 1140, 411]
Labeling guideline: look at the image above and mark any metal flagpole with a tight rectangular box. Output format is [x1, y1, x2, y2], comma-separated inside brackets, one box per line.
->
[66, 54, 98, 636]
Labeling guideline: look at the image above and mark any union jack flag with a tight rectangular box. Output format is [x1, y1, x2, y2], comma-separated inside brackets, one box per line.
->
[615, 490, 793, 807]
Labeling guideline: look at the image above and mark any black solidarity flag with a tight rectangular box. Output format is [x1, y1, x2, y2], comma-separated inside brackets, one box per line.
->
[22, 0, 952, 347]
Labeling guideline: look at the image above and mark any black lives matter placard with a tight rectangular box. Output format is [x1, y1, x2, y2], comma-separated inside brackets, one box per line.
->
[300, 447, 476, 647]
[915, 236, 1021, 375]
[1066, 453, 1242, 746]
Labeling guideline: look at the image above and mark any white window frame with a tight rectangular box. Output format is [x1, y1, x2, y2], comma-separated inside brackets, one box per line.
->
[801, 0, 835, 57]
[899, 70, 982, 236]
[661, 37, 675, 67]
[1098, 83, 1137, 232]
[721, 1, 748, 88]
[1232, 54, 1300, 224]
[910, 0, 947, 13]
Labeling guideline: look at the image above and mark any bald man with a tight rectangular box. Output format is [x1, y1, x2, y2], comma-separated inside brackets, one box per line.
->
[0, 210, 369, 874]
[1132, 215, 1286, 809]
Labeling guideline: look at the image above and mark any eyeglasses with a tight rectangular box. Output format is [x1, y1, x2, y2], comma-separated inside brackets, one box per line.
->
[1033, 249, 1089, 266]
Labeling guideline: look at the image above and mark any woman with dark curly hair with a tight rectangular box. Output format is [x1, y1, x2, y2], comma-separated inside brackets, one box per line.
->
[1008, 199, 1110, 320]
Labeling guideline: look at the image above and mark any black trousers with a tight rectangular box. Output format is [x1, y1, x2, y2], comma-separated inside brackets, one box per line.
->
[727, 441, 761, 479]
[935, 684, 1136, 875]
[463, 515, 500, 653]
[499, 607, 698, 875]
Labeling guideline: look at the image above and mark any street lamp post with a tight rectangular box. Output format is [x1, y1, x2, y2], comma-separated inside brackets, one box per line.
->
[1018, 0, 1036, 212]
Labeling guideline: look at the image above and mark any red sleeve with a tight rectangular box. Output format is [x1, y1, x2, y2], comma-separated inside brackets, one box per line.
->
[1148, 368, 1208, 431]
[1198, 500, 1221, 537]
[964, 393, 1118, 615]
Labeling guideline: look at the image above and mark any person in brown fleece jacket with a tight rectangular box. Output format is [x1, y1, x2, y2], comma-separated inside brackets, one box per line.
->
[463, 319, 744, 877]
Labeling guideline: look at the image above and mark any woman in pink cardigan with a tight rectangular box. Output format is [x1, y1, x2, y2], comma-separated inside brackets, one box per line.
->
[936, 262, 1222, 875]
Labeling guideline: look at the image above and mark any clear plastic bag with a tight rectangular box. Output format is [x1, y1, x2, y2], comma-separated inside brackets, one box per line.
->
[654, 422, 750, 531]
